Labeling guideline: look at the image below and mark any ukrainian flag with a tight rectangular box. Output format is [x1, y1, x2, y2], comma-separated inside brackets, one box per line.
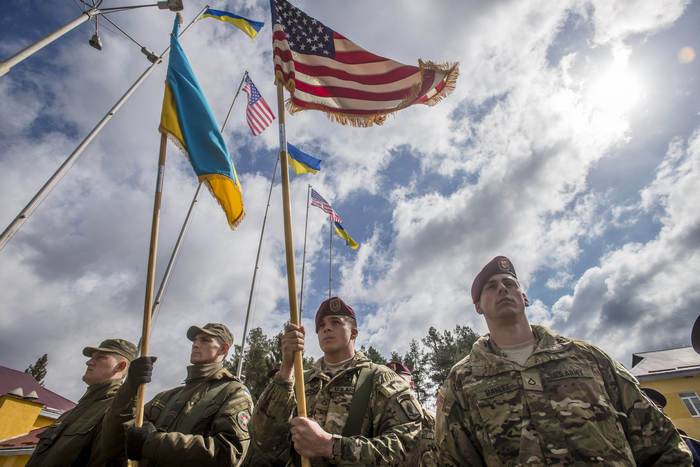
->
[334, 222, 359, 250]
[160, 17, 244, 229]
[201, 8, 264, 39]
[287, 144, 322, 175]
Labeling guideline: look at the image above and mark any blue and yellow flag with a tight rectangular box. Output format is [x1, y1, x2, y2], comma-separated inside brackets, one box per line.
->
[160, 17, 244, 229]
[201, 8, 264, 39]
[334, 221, 359, 250]
[287, 144, 321, 175]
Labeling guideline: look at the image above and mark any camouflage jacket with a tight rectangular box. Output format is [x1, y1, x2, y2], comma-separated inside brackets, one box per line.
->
[398, 409, 437, 467]
[247, 351, 423, 466]
[435, 325, 691, 466]
[106, 363, 253, 467]
[27, 380, 126, 467]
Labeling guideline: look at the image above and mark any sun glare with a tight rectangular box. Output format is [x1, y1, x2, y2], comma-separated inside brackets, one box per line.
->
[586, 49, 644, 118]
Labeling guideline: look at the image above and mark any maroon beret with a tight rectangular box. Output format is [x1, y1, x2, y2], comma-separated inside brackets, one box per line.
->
[315, 296, 355, 331]
[471, 256, 517, 304]
[387, 361, 411, 376]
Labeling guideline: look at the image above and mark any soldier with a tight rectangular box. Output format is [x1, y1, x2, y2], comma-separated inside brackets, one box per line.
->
[27, 338, 137, 467]
[386, 361, 437, 467]
[247, 296, 422, 466]
[435, 256, 692, 466]
[105, 323, 253, 466]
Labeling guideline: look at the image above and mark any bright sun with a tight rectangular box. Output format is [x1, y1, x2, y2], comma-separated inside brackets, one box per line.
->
[586, 49, 643, 118]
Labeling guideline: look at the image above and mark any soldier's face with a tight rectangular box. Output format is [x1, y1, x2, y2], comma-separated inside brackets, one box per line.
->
[476, 273, 528, 321]
[82, 351, 124, 385]
[317, 315, 357, 354]
[190, 333, 229, 364]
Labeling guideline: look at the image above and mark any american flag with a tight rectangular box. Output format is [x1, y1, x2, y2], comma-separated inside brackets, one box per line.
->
[242, 73, 275, 135]
[271, 0, 458, 126]
[310, 188, 343, 223]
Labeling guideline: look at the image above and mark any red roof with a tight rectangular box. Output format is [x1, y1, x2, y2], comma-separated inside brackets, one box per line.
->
[0, 366, 75, 413]
[0, 426, 46, 449]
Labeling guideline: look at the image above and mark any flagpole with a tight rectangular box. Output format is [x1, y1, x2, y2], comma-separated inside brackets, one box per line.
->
[150, 71, 247, 322]
[299, 184, 311, 321]
[275, 82, 310, 467]
[328, 214, 332, 298]
[0, 5, 209, 253]
[236, 156, 279, 378]
[135, 132, 169, 429]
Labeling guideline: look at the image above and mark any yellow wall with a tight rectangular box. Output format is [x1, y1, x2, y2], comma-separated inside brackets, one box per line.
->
[0, 455, 30, 467]
[642, 374, 700, 439]
[0, 396, 43, 441]
[31, 415, 54, 430]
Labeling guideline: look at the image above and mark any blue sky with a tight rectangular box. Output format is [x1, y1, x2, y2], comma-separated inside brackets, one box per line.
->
[1, 0, 699, 401]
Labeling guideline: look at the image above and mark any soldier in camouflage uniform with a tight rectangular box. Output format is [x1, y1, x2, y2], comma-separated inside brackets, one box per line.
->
[27, 338, 137, 467]
[435, 256, 691, 466]
[387, 361, 437, 467]
[104, 323, 253, 466]
[247, 296, 422, 466]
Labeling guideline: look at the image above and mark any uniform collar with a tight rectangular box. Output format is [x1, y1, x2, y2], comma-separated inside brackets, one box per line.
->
[470, 325, 572, 376]
[307, 351, 371, 382]
[80, 379, 122, 403]
[185, 361, 225, 383]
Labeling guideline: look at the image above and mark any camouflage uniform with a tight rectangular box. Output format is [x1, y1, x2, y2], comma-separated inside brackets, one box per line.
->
[399, 409, 437, 467]
[435, 325, 691, 466]
[247, 351, 422, 466]
[27, 380, 126, 467]
[107, 362, 253, 467]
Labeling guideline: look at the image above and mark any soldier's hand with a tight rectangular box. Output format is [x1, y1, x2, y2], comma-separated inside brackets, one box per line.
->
[124, 421, 156, 460]
[127, 356, 157, 386]
[278, 323, 305, 380]
[290, 417, 333, 459]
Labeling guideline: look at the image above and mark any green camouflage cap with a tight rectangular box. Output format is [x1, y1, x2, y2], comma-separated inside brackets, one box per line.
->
[82, 338, 137, 361]
[187, 323, 233, 345]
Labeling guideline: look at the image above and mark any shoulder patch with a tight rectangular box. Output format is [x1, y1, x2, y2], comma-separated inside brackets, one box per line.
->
[236, 410, 251, 432]
[396, 393, 422, 421]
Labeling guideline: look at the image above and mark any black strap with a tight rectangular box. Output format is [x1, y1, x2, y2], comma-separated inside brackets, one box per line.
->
[342, 367, 375, 437]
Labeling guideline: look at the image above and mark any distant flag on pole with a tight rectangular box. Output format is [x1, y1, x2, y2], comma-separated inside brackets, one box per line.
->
[334, 221, 359, 250]
[287, 143, 321, 175]
[242, 73, 275, 135]
[271, 0, 459, 127]
[159, 16, 244, 229]
[310, 188, 342, 223]
[201, 8, 264, 40]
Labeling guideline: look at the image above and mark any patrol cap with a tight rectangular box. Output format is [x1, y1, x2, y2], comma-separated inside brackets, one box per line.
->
[315, 296, 356, 331]
[471, 256, 518, 304]
[692, 315, 700, 355]
[387, 361, 411, 376]
[187, 323, 233, 346]
[82, 339, 137, 361]
[641, 387, 667, 409]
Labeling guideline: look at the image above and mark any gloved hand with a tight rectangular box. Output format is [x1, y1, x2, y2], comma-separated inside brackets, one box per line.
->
[126, 356, 157, 391]
[125, 421, 157, 460]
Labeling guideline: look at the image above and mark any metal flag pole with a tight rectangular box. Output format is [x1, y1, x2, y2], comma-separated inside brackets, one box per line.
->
[328, 214, 333, 298]
[150, 71, 247, 322]
[0, 1, 184, 78]
[135, 132, 169, 429]
[298, 184, 311, 321]
[236, 156, 280, 378]
[0, 5, 208, 253]
[275, 81, 310, 467]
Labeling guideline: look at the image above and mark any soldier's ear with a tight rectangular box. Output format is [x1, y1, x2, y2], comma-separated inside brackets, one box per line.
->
[220, 342, 231, 356]
[115, 359, 128, 374]
[350, 327, 358, 340]
[474, 302, 484, 315]
[523, 292, 530, 307]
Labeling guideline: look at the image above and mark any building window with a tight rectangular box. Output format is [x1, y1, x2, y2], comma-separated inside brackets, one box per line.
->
[680, 392, 700, 417]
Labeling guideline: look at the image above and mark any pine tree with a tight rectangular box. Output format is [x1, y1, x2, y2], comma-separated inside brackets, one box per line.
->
[25, 354, 48, 386]
[360, 345, 387, 364]
[402, 340, 431, 404]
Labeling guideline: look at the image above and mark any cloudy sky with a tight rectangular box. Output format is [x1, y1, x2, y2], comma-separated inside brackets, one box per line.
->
[1, 0, 699, 402]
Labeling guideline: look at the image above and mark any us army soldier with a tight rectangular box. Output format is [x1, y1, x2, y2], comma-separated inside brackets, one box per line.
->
[435, 256, 691, 466]
[104, 323, 253, 466]
[247, 296, 422, 466]
[387, 361, 437, 467]
[27, 338, 137, 467]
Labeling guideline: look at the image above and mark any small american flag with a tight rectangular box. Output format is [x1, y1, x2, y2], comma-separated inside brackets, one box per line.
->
[271, 0, 458, 126]
[242, 73, 275, 135]
[310, 188, 343, 223]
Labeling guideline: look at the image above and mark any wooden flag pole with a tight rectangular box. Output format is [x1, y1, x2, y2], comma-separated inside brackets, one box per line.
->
[275, 82, 310, 467]
[298, 184, 311, 321]
[135, 132, 168, 428]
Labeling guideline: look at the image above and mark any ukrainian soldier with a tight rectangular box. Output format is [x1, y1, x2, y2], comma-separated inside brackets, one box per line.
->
[387, 361, 437, 467]
[435, 256, 691, 466]
[247, 296, 422, 466]
[27, 338, 137, 467]
[105, 323, 253, 466]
